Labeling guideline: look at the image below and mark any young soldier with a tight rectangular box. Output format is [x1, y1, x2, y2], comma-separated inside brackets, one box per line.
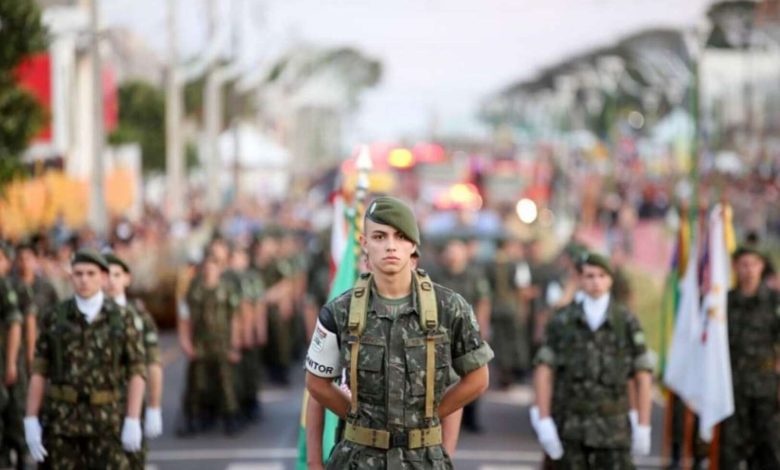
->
[178, 255, 242, 435]
[305, 196, 493, 469]
[0, 242, 24, 468]
[532, 253, 653, 468]
[24, 249, 146, 468]
[104, 253, 163, 469]
[720, 246, 780, 468]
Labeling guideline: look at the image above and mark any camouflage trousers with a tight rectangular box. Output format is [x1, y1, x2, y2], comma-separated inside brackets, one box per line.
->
[542, 441, 634, 470]
[125, 438, 147, 470]
[265, 307, 292, 371]
[326, 440, 453, 470]
[720, 394, 780, 469]
[0, 375, 28, 465]
[490, 310, 528, 379]
[183, 356, 238, 420]
[237, 347, 262, 411]
[40, 434, 130, 470]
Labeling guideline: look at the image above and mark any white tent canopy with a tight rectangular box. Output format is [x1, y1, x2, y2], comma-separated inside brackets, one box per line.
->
[218, 122, 289, 169]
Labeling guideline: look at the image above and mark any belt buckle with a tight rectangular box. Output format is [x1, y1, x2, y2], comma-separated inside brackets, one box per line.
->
[391, 431, 409, 448]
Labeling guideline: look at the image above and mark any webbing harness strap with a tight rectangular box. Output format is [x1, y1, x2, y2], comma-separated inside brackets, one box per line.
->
[347, 270, 438, 420]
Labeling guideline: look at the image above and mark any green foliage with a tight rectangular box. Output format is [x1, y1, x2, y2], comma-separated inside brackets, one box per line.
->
[0, 0, 47, 178]
[109, 81, 166, 173]
[0, 0, 47, 71]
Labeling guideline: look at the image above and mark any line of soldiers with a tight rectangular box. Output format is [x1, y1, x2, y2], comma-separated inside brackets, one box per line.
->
[176, 228, 314, 436]
[0, 240, 163, 469]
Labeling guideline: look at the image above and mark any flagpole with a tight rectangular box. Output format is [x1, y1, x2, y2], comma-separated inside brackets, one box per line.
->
[353, 145, 373, 267]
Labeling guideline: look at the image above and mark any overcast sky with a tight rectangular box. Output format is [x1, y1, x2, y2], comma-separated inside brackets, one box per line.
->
[102, 0, 716, 143]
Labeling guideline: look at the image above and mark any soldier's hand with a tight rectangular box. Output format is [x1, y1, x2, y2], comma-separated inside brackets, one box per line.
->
[24, 416, 47, 462]
[121, 417, 143, 452]
[144, 407, 163, 439]
[530, 407, 563, 460]
[631, 425, 651, 457]
[4, 363, 17, 386]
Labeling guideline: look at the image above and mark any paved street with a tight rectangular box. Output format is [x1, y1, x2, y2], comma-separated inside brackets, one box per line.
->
[148, 333, 667, 470]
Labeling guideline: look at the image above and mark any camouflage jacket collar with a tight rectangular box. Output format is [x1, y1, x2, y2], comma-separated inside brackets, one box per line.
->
[570, 299, 621, 330]
[731, 283, 773, 304]
[66, 296, 119, 326]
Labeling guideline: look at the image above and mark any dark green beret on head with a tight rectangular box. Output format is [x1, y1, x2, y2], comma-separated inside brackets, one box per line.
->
[104, 253, 131, 274]
[732, 245, 766, 262]
[72, 248, 109, 272]
[365, 196, 420, 246]
[581, 252, 613, 277]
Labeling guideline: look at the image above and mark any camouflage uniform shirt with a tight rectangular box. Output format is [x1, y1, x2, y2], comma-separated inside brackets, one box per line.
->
[307, 277, 494, 469]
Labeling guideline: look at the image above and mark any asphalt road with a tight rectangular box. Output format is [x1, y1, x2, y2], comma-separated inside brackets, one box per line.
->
[147, 333, 667, 470]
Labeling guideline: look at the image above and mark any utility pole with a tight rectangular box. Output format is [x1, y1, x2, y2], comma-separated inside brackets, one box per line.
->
[87, 0, 108, 235]
[203, 0, 221, 213]
[166, 0, 185, 220]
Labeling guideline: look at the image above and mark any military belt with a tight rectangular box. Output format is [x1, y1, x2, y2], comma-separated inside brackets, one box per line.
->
[567, 398, 628, 416]
[344, 423, 442, 450]
[48, 385, 119, 405]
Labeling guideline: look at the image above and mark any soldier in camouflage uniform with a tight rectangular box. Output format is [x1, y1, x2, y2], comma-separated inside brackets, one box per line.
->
[253, 229, 294, 386]
[532, 253, 653, 469]
[486, 235, 531, 388]
[720, 246, 780, 468]
[305, 196, 493, 469]
[105, 253, 163, 470]
[435, 235, 491, 433]
[24, 249, 146, 468]
[0, 242, 24, 468]
[179, 255, 242, 435]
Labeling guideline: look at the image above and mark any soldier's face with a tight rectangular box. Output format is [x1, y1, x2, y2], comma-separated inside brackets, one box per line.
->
[71, 263, 106, 298]
[734, 253, 764, 288]
[580, 264, 612, 298]
[443, 241, 468, 269]
[106, 265, 131, 297]
[18, 249, 37, 275]
[362, 219, 415, 276]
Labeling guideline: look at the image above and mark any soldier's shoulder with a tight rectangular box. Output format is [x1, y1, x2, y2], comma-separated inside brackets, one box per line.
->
[324, 288, 354, 313]
[431, 282, 469, 310]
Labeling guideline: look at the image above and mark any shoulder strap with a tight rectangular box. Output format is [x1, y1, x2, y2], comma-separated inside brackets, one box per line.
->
[53, 302, 69, 383]
[415, 269, 438, 422]
[347, 273, 372, 415]
[348, 273, 372, 336]
[415, 269, 437, 332]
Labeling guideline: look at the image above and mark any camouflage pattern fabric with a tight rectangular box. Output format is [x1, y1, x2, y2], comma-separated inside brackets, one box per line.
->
[40, 434, 130, 470]
[259, 260, 293, 375]
[486, 260, 529, 375]
[534, 300, 652, 466]
[182, 278, 240, 418]
[32, 297, 145, 469]
[720, 285, 780, 468]
[0, 277, 24, 465]
[322, 278, 493, 469]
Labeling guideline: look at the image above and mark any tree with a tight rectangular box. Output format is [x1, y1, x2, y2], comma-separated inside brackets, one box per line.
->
[109, 80, 166, 173]
[0, 0, 47, 185]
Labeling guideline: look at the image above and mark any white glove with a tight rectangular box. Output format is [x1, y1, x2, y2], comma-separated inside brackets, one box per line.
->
[530, 406, 563, 460]
[121, 417, 143, 452]
[631, 424, 651, 457]
[628, 409, 638, 431]
[144, 408, 163, 439]
[24, 417, 47, 462]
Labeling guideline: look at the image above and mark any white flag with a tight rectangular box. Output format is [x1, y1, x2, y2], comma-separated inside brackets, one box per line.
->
[694, 204, 734, 442]
[663, 235, 701, 402]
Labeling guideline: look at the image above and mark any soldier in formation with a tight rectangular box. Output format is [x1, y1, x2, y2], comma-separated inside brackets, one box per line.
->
[720, 246, 780, 468]
[305, 196, 493, 469]
[531, 252, 653, 469]
[24, 249, 146, 468]
[0, 243, 24, 468]
[105, 253, 163, 469]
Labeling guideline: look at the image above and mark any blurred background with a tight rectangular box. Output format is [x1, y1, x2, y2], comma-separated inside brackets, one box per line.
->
[2, 0, 780, 468]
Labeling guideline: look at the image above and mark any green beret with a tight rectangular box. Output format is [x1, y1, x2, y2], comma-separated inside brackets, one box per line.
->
[581, 252, 613, 277]
[732, 245, 766, 262]
[365, 196, 420, 246]
[104, 253, 131, 274]
[72, 248, 109, 272]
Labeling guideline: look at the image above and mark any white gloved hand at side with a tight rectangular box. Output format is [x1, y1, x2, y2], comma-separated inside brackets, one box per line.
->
[121, 417, 143, 452]
[24, 417, 47, 462]
[628, 409, 639, 431]
[530, 406, 563, 460]
[144, 407, 163, 439]
[631, 424, 651, 457]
